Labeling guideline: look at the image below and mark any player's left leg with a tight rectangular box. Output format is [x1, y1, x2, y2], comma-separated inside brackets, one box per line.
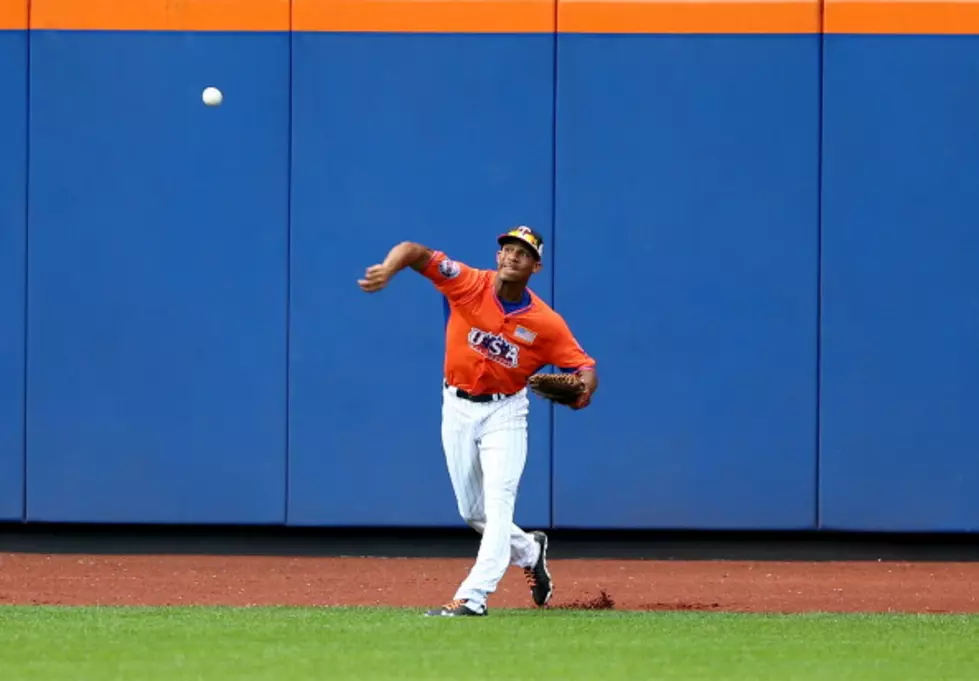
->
[451, 391, 544, 611]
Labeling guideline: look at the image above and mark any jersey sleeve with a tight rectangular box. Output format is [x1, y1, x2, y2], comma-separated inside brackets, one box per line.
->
[548, 316, 596, 373]
[421, 250, 484, 303]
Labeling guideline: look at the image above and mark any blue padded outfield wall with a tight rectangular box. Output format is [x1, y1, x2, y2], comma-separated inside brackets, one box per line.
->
[0, 22, 27, 522]
[6, 0, 979, 532]
[819, 36, 979, 532]
[25, 29, 291, 524]
[553, 34, 820, 529]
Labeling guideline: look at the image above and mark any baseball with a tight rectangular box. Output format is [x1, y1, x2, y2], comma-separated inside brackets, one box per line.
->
[202, 86, 223, 106]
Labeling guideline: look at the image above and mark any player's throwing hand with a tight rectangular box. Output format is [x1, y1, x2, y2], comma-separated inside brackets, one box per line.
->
[358, 264, 392, 293]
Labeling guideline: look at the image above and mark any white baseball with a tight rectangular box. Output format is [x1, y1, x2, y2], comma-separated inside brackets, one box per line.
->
[202, 87, 223, 106]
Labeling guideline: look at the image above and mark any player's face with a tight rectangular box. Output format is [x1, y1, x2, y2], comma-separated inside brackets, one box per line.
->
[496, 242, 540, 283]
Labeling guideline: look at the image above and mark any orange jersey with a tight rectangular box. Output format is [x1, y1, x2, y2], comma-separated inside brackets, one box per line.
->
[421, 250, 595, 396]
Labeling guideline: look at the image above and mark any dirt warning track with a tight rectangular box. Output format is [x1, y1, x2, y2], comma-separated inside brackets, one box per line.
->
[2, 553, 978, 613]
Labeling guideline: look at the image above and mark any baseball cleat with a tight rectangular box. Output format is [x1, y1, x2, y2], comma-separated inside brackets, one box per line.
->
[524, 530, 554, 607]
[424, 599, 487, 617]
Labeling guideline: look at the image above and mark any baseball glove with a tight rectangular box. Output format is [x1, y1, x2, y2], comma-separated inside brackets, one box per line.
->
[528, 372, 588, 406]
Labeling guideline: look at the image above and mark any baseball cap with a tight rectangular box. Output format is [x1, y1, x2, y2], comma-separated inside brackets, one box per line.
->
[497, 225, 544, 261]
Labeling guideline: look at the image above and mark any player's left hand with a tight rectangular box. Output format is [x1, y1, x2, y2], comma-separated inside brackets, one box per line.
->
[570, 368, 597, 409]
[358, 264, 393, 293]
[570, 390, 592, 410]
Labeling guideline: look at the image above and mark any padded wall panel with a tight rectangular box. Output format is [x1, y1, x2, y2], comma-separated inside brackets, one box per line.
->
[553, 34, 820, 529]
[26, 30, 290, 523]
[0, 26, 27, 521]
[288, 32, 555, 527]
[820, 36, 979, 532]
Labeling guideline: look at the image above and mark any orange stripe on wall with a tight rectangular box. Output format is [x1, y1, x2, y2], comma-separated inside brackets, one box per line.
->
[0, 0, 28, 30]
[31, 0, 290, 31]
[24, 0, 979, 34]
[293, 0, 555, 33]
[826, 1, 979, 34]
[560, 0, 821, 34]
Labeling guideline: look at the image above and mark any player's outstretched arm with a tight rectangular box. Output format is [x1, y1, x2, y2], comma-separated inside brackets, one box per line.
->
[358, 241, 433, 293]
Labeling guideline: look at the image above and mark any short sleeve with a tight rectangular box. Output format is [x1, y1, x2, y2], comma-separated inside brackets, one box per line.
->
[421, 250, 485, 304]
[548, 316, 596, 372]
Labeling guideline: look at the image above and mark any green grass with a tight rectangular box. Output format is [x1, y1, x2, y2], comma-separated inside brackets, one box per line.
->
[0, 606, 977, 680]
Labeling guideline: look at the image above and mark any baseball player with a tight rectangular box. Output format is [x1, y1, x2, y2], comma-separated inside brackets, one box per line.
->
[358, 226, 598, 617]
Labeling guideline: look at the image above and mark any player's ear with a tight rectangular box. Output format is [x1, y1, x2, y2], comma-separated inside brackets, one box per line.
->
[533, 260, 542, 273]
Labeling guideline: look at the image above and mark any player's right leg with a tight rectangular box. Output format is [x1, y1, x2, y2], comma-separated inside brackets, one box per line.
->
[440, 387, 481, 530]
[428, 385, 492, 617]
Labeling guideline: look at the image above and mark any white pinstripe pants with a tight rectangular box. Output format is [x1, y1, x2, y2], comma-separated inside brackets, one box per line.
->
[441, 383, 540, 608]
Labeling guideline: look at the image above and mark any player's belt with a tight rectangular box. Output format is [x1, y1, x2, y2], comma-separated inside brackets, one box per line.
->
[444, 381, 516, 403]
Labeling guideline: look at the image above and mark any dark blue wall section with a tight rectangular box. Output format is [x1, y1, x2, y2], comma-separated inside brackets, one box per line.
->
[288, 33, 555, 527]
[0, 30, 26, 522]
[26, 31, 290, 523]
[552, 35, 820, 529]
[820, 37, 979, 532]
